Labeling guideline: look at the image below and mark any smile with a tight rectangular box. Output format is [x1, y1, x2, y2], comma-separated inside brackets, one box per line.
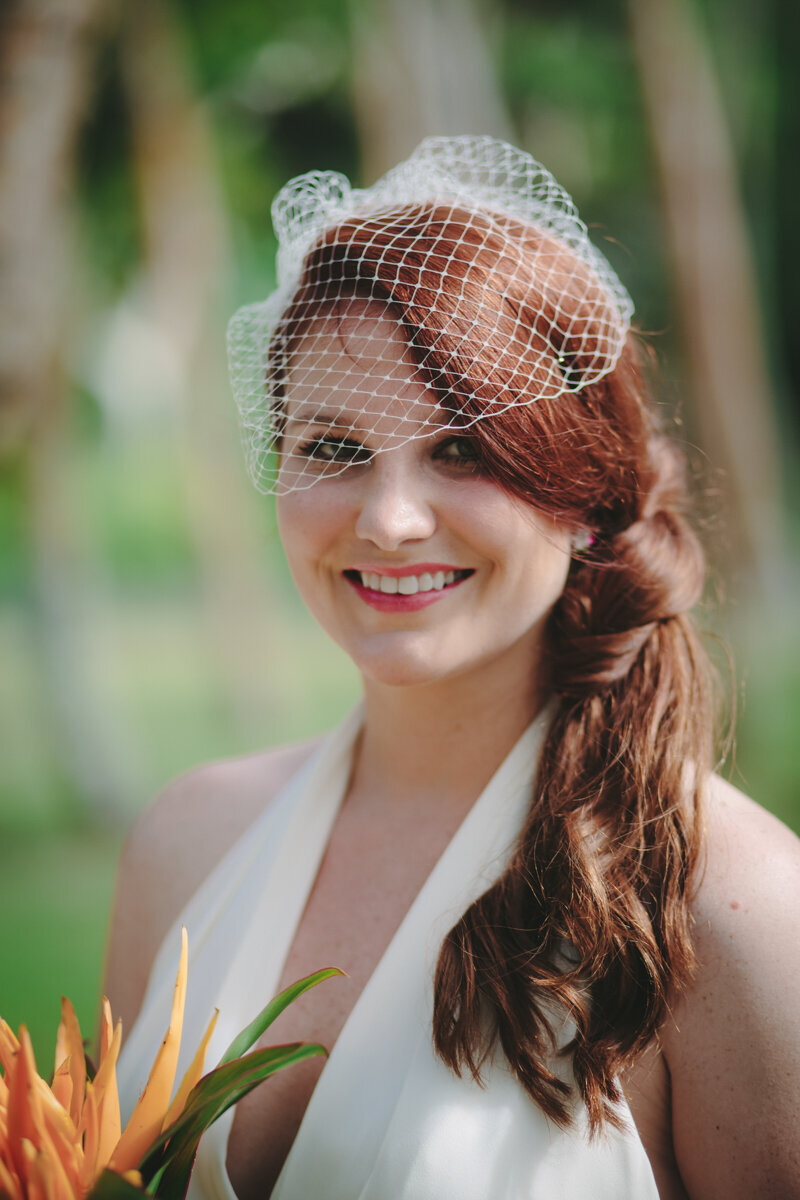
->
[356, 568, 471, 594]
[343, 566, 475, 612]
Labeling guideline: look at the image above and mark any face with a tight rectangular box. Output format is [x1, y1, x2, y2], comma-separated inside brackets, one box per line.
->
[276, 301, 573, 690]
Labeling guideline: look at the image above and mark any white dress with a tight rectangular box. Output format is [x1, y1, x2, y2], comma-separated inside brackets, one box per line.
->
[116, 704, 659, 1200]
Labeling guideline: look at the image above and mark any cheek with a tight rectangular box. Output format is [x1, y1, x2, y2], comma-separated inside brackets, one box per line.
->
[276, 491, 357, 637]
[505, 554, 570, 624]
[529, 544, 572, 608]
[277, 490, 343, 560]
[276, 495, 331, 593]
[483, 512, 572, 615]
[463, 498, 571, 581]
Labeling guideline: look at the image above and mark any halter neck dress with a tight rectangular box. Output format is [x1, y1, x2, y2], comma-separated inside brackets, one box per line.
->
[116, 704, 659, 1200]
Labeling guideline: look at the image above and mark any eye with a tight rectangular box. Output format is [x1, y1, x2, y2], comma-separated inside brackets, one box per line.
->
[298, 436, 371, 465]
[434, 435, 482, 471]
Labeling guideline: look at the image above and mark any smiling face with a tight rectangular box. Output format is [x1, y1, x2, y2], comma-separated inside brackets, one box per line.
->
[276, 300, 573, 691]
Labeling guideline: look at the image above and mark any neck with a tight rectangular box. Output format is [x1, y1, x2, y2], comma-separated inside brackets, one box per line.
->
[351, 646, 548, 811]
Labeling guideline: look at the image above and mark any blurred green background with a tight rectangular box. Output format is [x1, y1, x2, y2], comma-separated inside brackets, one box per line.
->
[1, 0, 797, 1066]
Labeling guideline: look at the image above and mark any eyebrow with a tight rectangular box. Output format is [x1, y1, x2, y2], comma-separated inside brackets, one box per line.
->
[283, 405, 352, 430]
[283, 401, 453, 436]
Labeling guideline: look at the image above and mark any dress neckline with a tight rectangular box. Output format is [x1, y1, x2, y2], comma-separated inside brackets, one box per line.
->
[195, 701, 558, 1199]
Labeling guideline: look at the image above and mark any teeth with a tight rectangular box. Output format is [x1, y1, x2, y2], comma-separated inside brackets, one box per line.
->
[356, 569, 467, 594]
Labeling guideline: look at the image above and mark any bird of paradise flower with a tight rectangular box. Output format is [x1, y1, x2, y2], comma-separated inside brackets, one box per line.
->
[0, 928, 340, 1200]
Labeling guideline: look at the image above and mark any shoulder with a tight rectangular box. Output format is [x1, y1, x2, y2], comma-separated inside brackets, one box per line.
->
[663, 773, 800, 1198]
[686, 773, 800, 941]
[123, 738, 323, 897]
[685, 774, 800, 987]
[103, 737, 321, 1036]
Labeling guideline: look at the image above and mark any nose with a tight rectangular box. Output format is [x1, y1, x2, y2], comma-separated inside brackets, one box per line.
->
[354, 449, 437, 550]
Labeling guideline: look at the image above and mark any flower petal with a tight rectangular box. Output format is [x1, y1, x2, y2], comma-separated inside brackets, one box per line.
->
[162, 1008, 218, 1130]
[0, 1018, 20, 1080]
[99, 999, 115, 1066]
[110, 927, 188, 1173]
[79, 1081, 100, 1191]
[7, 1029, 41, 1178]
[0, 1155, 24, 1200]
[54, 1000, 85, 1127]
[49, 1060, 72, 1115]
[93, 1020, 123, 1173]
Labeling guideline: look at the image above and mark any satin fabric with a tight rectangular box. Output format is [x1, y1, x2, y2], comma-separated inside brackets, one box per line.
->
[116, 704, 659, 1199]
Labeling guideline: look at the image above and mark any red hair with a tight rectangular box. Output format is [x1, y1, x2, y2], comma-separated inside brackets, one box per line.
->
[275, 204, 713, 1129]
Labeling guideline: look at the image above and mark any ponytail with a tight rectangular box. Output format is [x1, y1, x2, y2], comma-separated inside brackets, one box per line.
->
[433, 416, 714, 1130]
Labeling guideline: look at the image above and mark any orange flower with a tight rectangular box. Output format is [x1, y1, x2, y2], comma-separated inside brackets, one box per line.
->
[1, 931, 336, 1200]
[0, 928, 215, 1200]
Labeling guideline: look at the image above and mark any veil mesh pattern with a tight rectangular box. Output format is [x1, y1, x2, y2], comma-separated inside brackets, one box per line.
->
[227, 135, 633, 494]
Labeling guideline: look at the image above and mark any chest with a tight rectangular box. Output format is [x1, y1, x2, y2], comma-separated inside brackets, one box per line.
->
[225, 797, 466, 1200]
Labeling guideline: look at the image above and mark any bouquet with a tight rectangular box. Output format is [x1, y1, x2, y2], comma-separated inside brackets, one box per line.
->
[0, 928, 340, 1199]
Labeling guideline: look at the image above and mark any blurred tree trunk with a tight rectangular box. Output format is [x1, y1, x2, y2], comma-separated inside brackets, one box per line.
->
[0, 0, 107, 447]
[629, 0, 782, 596]
[119, 0, 283, 747]
[0, 0, 143, 822]
[349, 0, 512, 181]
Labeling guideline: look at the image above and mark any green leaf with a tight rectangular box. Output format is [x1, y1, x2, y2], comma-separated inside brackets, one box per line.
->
[218, 967, 343, 1065]
[139, 1041, 327, 1199]
[122, 968, 342, 1199]
[88, 1169, 147, 1199]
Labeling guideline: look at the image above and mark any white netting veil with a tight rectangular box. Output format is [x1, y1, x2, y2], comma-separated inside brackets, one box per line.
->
[227, 135, 634, 494]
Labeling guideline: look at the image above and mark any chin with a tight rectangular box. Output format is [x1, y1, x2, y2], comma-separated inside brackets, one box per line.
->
[365, 665, 447, 689]
[352, 637, 462, 689]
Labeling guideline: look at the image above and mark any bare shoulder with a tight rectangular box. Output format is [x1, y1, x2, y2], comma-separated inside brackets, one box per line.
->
[684, 774, 800, 949]
[663, 774, 800, 1199]
[103, 736, 322, 1036]
[121, 738, 323, 910]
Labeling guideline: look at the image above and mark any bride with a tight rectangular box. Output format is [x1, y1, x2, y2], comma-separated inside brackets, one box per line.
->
[104, 137, 800, 1200]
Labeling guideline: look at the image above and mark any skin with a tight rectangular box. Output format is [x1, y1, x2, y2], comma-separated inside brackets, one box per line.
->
[103, 303, 800, 1200]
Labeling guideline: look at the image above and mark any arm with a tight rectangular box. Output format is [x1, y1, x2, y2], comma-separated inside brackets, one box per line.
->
[102, 739, 320, 1037]
[664, 776, 800, 1199]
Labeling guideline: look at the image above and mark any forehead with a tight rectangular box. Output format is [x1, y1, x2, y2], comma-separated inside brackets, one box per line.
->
[284, 298, 443, 437]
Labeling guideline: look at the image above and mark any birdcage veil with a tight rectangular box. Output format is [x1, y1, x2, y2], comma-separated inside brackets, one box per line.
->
[227, 135, 634, 494]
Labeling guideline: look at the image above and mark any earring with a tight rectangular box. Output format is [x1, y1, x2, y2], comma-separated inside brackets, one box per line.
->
[572, 529, 594, 554]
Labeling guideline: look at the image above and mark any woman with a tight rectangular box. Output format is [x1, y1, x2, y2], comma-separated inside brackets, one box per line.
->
[106, 137, 800, 1200]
